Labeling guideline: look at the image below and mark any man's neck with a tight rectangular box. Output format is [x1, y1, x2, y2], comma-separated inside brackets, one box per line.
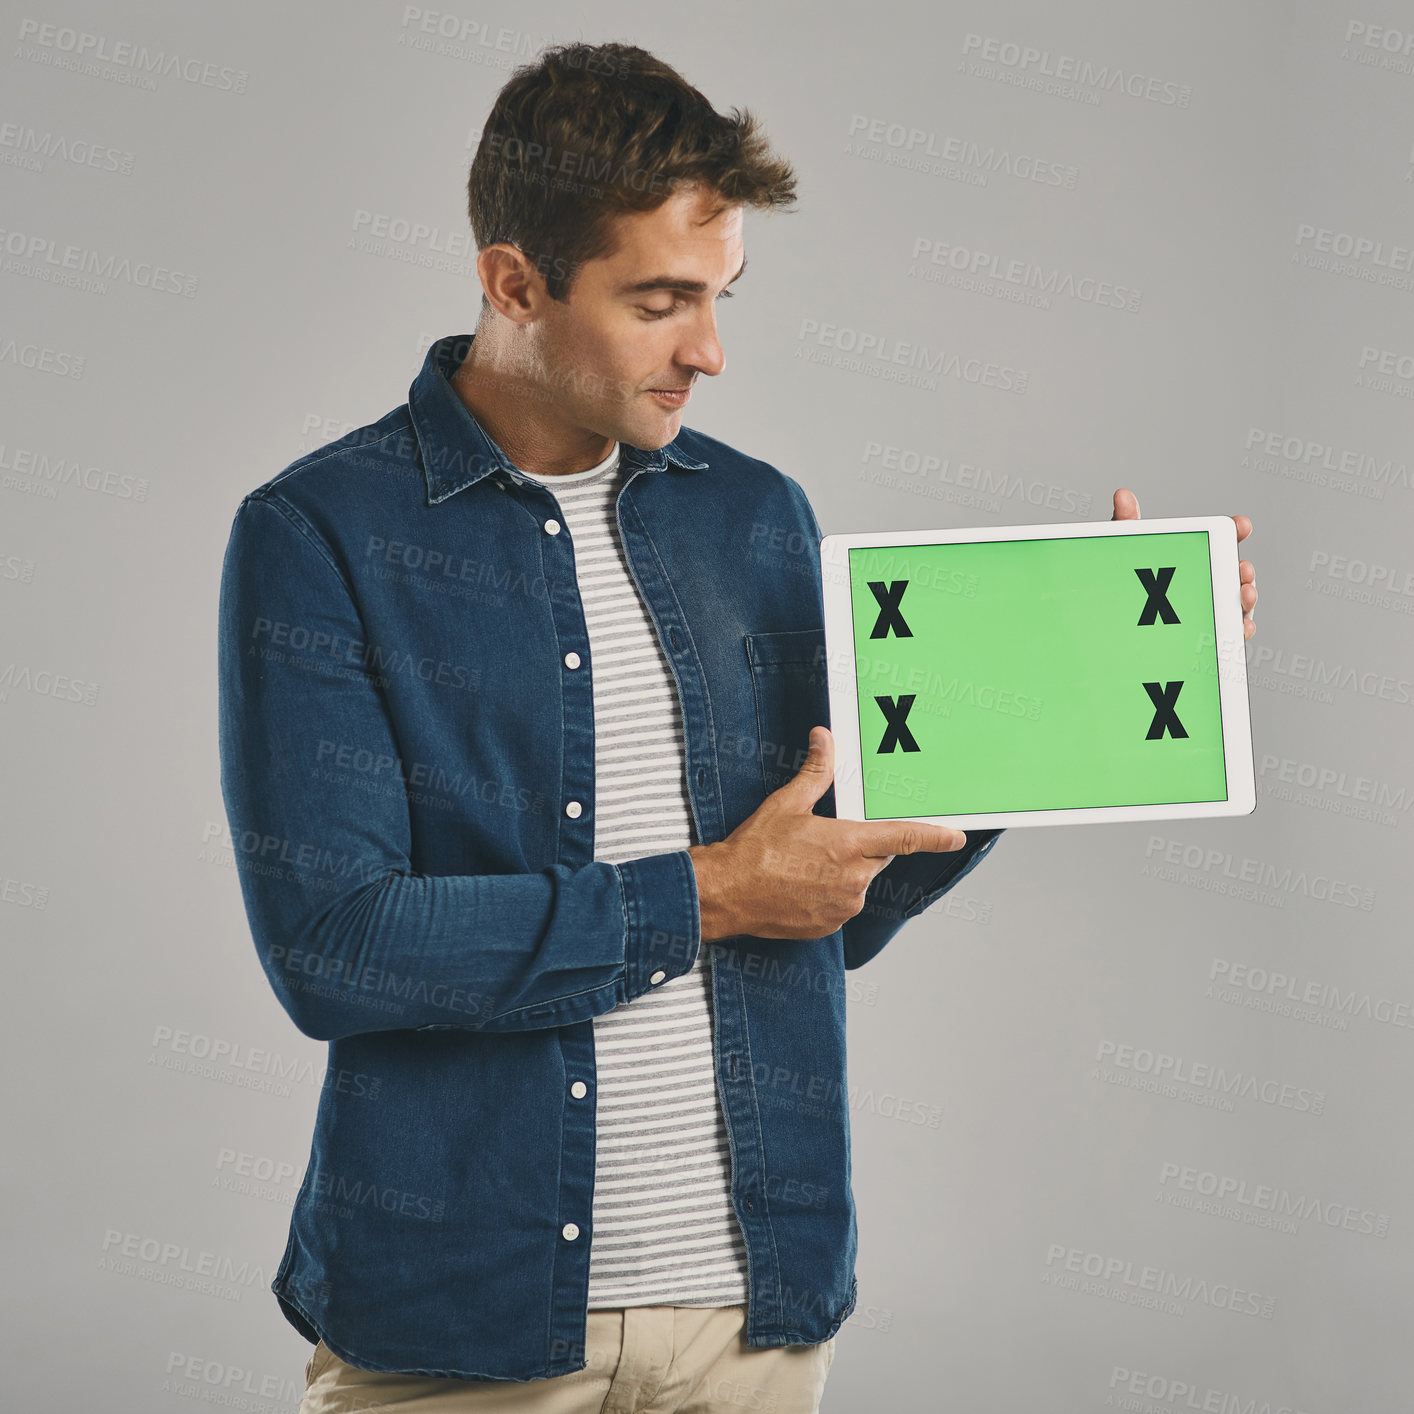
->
[451, 327, 616, 478]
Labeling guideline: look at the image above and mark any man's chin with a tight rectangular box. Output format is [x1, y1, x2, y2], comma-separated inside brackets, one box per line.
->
[619, 410, 681, 452]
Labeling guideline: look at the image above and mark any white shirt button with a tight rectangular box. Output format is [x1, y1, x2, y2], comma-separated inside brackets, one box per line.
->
[564, 652, 581, 669]
[565, 800, 582, 819]
[544, 518, 561, 535]
[650, 970, 666, 985]
[562, 1222, 580, 1241]
[570, 1081, 588, 1099]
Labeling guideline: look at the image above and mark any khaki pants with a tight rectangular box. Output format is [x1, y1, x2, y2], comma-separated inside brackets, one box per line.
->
[299, 1305, 835, 1413]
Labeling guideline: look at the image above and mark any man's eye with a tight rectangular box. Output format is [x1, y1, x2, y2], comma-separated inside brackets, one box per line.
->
[640, 290, 735, 319]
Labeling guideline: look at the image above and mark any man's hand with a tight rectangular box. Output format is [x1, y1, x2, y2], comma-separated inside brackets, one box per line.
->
[687, 726, 966, 943]
[1111, 487, 1257, 640]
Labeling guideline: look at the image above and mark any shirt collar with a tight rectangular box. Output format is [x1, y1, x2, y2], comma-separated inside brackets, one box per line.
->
[410, 333, 709, 506]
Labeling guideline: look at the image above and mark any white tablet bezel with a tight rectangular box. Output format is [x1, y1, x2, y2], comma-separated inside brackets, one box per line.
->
[820, 515, 1255, 828]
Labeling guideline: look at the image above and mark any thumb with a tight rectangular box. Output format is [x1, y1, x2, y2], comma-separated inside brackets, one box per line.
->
[779, 725, 834, 808]
[1112, 487, 1141, 520]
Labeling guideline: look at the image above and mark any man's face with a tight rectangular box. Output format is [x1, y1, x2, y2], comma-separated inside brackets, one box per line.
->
[524, 182, 744, 450]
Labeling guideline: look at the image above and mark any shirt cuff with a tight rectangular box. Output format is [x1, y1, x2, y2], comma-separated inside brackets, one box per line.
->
[614, 849, 702, 999]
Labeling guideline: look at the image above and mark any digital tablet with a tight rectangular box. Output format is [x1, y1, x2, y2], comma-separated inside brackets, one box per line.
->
[820, 516, 1255, 828]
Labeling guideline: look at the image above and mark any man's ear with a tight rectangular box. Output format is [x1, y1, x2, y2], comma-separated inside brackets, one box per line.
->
[476, 244, 542, 323]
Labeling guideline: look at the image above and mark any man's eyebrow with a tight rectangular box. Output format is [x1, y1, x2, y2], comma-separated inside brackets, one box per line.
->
[618, 254, 747, 295]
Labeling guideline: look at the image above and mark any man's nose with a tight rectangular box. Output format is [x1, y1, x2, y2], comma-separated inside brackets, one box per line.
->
[678, 304, 726, 379]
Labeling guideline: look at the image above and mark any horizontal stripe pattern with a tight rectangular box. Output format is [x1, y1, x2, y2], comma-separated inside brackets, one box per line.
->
[520, 447, 748, 1309]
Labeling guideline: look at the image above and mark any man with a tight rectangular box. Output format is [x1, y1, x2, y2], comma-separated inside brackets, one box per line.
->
[218, 40, 1258, 1414]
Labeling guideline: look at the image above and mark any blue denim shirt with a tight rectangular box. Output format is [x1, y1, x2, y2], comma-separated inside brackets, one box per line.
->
[217, 333, 1002, 1381]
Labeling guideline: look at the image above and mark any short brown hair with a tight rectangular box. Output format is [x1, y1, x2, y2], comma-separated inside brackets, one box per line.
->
[467, 41, 797, 305]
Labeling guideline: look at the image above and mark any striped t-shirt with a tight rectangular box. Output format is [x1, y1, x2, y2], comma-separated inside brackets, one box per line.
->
[517, 441, 750, 1310]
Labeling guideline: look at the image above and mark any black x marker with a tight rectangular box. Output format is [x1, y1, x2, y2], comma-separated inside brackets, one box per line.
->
[867, 581, 912, 639]
[875, 694, 920, 753]
[1143, 681, 1188, 739]
[1135, 567, 1180, 626]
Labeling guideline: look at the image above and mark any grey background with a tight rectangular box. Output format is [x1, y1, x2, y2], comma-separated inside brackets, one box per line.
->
[3, 1, 1411, 1409]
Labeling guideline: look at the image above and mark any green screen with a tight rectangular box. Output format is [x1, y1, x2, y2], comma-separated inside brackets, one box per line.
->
[848, 533, 1227, 817]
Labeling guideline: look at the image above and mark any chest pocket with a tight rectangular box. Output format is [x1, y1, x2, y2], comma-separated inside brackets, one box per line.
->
[744, 627, 835, 816]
